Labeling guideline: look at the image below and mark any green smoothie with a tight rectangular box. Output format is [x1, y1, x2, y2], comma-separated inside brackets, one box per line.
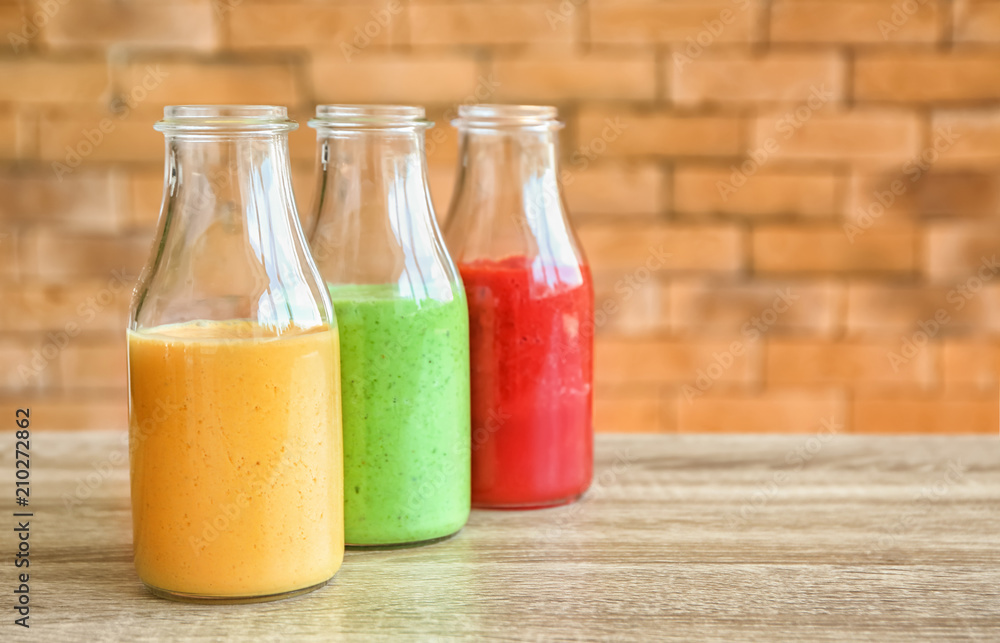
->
[329, 283, 471, 546]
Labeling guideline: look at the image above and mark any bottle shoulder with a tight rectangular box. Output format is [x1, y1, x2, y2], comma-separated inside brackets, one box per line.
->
[130, 213, 334, 331]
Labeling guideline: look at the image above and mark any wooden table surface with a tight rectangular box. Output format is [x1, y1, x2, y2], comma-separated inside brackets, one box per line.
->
[3, 431, 999, 641]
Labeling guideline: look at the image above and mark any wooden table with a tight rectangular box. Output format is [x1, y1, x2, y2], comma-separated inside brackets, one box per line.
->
[4, 431, 999, 641]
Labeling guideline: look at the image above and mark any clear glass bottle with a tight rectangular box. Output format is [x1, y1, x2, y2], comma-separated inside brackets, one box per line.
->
[444, 104, 594, 509]
[308, 105, 470, 546]
[128, 106, 343, 602]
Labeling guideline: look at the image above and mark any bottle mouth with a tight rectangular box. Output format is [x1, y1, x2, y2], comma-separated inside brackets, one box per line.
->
[155, 105, 298, 134]
[309, 105, 432, 131]
[453, 104, 563, 130]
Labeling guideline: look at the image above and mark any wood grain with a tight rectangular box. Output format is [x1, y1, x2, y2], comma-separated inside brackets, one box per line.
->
[2, 432, 999, 641]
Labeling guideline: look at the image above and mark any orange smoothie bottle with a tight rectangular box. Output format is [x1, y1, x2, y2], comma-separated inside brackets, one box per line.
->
[127, 106, 343, 603]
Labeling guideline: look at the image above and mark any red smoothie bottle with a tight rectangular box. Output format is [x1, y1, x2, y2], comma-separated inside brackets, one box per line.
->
[444, 105, 594, 509]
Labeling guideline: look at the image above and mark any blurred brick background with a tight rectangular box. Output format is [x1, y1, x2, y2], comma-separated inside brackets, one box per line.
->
[1, 0, 999, 433]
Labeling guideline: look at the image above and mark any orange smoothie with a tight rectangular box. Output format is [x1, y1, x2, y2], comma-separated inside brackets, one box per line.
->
[127, 320, 344, 600]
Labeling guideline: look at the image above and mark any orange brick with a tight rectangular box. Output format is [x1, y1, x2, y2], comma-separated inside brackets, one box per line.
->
[288, 108, 320, 164]
[954, 0, 1000, 42]
[942, 340, 1000, 393]
[564, 163, 663, 216]
[593, 276, 669, 336]
[847, 170, 1000, 223]
[670, 279, 841, 336]
[0, 396, 127, 431]
[578, 222, 743, 273]
[931, 112, 1000, 166]
[291, 160, 317, 229]
[855, 53, 1000, 103]
[492, 53, 655, 101]
[0, 230, 18, 279]
[591, 1, 760, 44]
[0, 335, 59, 391]
[410, 4, 572, 45]
[229, 2, 406, 50]
[119, 60, 301, 108]
[846, 282, 1000, 335]
[0, 279, 133, 333]
[595, 395, 668, 433]
[0, 59, 109, 104]
[754, 109, 921, 165]
[128, 168, 165, 229]
[426, 162, 456, 223]
[595, 378, 660, 400]
[13, 110, 36, 159]
[577, 109, 742, 158]
[0, 111, 23, 159]
[21, 231, 149, 280]
[674, 166, 839, 217]
[425, 108, 462, 164]
[771, 0, 942, 43]
[60, 337, 127, 390]
[677, 390, 847, 433]
[42, 0, 217, 50]
[766, 340, 937, 388]
[0, 114, 13, 158]
[0, 4, 22, 38]
[672, 53, 844, 105]
[925, 222, 1000, 283]
[595, 338, 761, 385]
[0, 169, 124, 231]
[311, 54, 481, 105]
[852, 395, 996, 433]
[38, 110, 162, 164]
[753, 224, 916, 274]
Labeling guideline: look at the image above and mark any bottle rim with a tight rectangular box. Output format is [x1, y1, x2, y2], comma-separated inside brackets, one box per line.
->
[154, 105, 298, 134]
[309, 105, 432, 131]
[453, 104, 563, 130]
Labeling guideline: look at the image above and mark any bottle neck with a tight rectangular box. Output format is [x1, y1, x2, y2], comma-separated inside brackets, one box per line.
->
[446, 127, 578, 266]
[311, 127, 430, 225]
[310, 127, 457, 295]
[167, 133, 295, 226]
[136, 132, 324, 329]
[457, 126, 562, 211]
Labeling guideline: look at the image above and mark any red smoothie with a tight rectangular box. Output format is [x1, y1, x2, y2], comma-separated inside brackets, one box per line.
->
[459, 255, 593, 508]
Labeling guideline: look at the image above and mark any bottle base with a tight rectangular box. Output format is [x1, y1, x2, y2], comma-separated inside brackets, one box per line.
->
[473, 491, 585, 511]
[346, 527, 463, 550]
[143, 578, 331, 604]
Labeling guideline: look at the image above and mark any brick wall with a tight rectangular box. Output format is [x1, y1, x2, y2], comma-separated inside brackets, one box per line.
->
[2, 0, 999, 433]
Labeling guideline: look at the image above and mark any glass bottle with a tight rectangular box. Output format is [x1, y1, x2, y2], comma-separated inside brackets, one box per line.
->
[128, 106, 343, 602]
[444, 104, 594, 509]
[308, 105, 470, 546]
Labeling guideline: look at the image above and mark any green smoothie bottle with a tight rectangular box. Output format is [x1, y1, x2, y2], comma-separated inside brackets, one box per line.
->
[307, 105, 470, 547]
